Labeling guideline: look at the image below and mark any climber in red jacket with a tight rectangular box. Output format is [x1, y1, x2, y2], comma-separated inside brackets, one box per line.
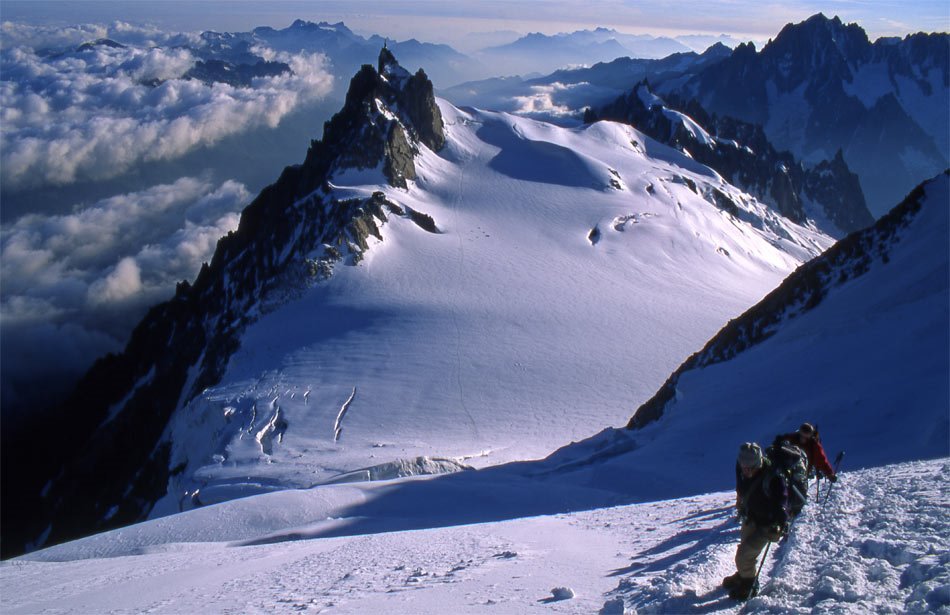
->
[773, 422, 836, 481]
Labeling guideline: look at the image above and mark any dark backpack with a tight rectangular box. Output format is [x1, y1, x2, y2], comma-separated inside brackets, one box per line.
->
[765, 443, 809, 515]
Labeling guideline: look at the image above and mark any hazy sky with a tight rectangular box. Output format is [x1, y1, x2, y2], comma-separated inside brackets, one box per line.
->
[2, 0, 948, 51]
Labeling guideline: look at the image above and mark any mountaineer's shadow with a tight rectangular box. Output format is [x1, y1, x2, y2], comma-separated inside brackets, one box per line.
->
[604, 507, 740, 614]
[609, 515, 738, 577]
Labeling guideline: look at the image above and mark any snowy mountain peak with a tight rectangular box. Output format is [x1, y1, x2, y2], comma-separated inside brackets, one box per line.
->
[378, 46, 411, 81]
[760, 13, 871, 85]
[701, 41, 732, 56]
[675, 14, 948, 217]
[287, 19, 353, 34]
[633, 81, 665, 110]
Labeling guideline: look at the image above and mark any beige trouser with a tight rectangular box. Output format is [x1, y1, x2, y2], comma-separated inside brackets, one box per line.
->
[735, 520, 781, 578]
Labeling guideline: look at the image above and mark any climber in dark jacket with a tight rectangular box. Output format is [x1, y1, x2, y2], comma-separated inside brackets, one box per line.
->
[724, 442, 791, 601]
[773, 422, 836, 481]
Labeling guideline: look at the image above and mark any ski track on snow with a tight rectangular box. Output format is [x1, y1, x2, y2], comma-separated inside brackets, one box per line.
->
[450, 150, 481, 442]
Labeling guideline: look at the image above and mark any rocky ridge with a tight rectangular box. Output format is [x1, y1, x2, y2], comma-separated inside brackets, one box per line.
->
[28, 49, 444, 554]
[667, 13, 949, 216]
[585, 81, 874, 236]
[627, 170, 947, 430]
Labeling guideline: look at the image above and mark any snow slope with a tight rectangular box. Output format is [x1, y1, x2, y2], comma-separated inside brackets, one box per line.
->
[4, 458, 947, 614]
[626, 172, 950, 474]
[151, 96, 833, 518]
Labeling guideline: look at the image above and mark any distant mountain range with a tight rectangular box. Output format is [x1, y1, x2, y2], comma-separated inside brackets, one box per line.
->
[445, 14, 948, 218]
[197, 19, 479, 89]
[477, 27, 697, 75]
[195, 22, 739, 90]
[663, 14, 949, 217]
[441, 43, 731, 116]
[197, 21, 734, 90]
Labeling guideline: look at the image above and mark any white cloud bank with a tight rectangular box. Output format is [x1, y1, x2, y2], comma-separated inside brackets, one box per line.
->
[0, 22, 334, 190]
[1, 177, 251, 410]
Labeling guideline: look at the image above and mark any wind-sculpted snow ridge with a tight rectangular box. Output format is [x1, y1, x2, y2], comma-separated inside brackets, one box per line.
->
[318, 456, 471, 486]
[3, 459, 946, 614]
[333, 387, 357, 442]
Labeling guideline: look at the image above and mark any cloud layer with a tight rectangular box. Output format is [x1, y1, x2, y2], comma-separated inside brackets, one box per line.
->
[0, 22, 334, 190]
[1, 177, 251, 411]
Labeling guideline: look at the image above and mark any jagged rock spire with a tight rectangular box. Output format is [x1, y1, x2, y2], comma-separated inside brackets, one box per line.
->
[304, 47, 444, 189]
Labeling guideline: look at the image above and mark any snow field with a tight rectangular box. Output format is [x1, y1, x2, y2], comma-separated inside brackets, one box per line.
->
[4, 458, 946, 614]
[151, 98, 833, 519]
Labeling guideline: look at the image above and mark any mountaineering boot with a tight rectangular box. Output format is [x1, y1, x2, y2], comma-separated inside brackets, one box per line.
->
[721, 572, 743, 589]
[728, 576, 756, 600]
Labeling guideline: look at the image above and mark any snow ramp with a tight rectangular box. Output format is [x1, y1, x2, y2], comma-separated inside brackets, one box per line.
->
[607, 458, 950, 614]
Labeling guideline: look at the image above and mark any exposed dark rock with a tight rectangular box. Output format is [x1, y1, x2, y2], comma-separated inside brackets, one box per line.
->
[384, 123, 417, 188]
[806, 150, 875, 232]
[401, 69, 446, 151]
[668, 14, 948, 216]
[586, 81, 873, 235]
[76, 38, 125, 52]
[184, 59, 291, 87]
[710, 188, 740, 217]
[407, 208, 439, 233]
[588, 226, 602, 245]
[304, 50, 445, 188]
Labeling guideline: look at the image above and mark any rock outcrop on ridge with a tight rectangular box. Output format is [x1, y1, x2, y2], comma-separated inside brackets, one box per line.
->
[586, 81, 874, 237]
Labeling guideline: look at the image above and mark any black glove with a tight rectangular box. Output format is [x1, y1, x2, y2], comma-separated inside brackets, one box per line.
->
[829, 474, 838, 483]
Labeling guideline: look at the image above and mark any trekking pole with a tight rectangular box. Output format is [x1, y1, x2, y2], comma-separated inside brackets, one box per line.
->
[749, 541, 772, 599]
[822, 451, 845, 504]
[815, 474, 821, 500]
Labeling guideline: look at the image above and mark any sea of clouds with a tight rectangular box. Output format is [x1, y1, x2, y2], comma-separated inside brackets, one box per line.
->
[0, 21, 335, 414]
[1, 177, 250, 411]
[0, 22, 334, 190]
